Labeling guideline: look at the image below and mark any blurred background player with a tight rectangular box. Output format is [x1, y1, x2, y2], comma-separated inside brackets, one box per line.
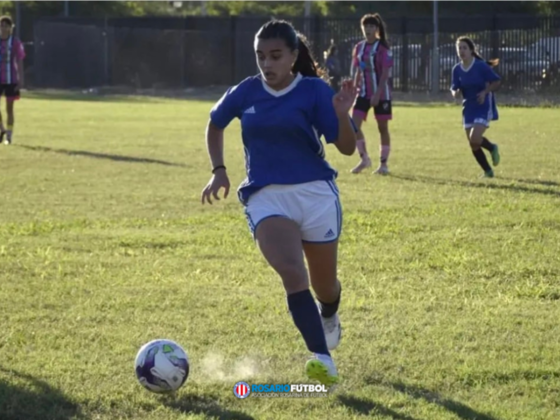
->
[350, 13, 394, 175]
[451, 37, 501, 178]
[0, 16, 25, 145]
[201, 20, 359, 387]
[324, 42, 341, 91]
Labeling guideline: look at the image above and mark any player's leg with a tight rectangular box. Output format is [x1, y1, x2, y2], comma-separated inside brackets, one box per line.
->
[296, 180, 343, 384]
[373, 101, 392, 175]
[245, 187, 337, 386]
[253, 216, 338, 386]
[467, 123, 493, 177]
[0, 85, 6, 144]
[5, 92, 15, 144]
[303, 240, 341, 350]
[350, 97, 372, 174]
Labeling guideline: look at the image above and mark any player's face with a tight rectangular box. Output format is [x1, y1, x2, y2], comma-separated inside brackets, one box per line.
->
[362, 24, 378, 42]
[457, 41, 472, 60]
[0, 22, 12, 38]
[255, 38, 298, 87]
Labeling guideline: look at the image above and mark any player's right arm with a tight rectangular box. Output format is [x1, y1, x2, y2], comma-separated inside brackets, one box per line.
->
[350, 44, 360, 85]
[450, 65, 462, 99]
[201, 82, 246, 204]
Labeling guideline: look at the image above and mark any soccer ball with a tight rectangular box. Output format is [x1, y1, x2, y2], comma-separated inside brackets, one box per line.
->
[134, 339, 190, 393]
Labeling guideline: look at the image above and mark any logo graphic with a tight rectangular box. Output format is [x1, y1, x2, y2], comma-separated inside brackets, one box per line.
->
[324, 229, 335, 239]
[244, 106, 256, 114]
[233, 381, 251, 399]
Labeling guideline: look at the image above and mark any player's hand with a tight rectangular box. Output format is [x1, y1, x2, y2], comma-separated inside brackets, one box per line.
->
[332, 78, 359, 116]
[477, 90, 487, 104]
[452, 89, 461, 99]
[370, 94, 380, 107]
[201, 169, 230, 205]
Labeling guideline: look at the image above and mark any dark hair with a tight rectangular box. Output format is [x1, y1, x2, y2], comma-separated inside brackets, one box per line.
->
[457, 36, 500, 67]
[360, 13, 389, 48]
[255, 19, 325, 79]
[0, 16, 13, 27]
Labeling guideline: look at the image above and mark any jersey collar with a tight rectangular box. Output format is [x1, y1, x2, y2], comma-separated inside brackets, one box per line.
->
[261, 73, 303, 97]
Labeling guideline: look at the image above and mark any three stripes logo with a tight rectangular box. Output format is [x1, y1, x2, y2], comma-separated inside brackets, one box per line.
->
[233, 381, 251, 399]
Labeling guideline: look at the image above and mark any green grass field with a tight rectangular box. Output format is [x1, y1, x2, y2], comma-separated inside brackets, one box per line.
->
[1, 93, 559, 420]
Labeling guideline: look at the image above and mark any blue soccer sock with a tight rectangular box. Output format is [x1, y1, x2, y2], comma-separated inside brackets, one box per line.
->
[287, 289, 330, 356]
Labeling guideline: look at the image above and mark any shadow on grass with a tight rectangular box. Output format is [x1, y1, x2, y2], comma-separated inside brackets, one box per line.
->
[16, 144, 187, 168]
[0, 366, 82, 420]
[337, 395, 419, 419]
[499, 177, 560, 188]
[25, 89, 222, 103]
[365, 376, 501, 420]
[163, 394, 255, 420]
[391, 173, 560, 198]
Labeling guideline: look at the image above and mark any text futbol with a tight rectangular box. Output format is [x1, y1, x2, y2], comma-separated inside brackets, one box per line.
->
[251, 384, 329, 393]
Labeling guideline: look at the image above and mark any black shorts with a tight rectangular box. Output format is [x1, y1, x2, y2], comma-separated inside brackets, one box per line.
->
[353, 96, 392, 121]
[0, 84, 20, 100]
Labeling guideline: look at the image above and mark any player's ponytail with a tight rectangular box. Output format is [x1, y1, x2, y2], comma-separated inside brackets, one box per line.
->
[293, 32, 322, 78]
[457, 36, 499, 67]
[373, 13, 390, 49]
[256, 19, 325, 79]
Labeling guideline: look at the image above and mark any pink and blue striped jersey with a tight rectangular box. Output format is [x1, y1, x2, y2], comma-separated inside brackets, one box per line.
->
[0, 36, 25, 85]
[351, 40, 393, 100]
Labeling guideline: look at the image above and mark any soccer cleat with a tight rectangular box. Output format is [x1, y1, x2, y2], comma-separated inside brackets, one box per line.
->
[320, 312, 341, 351]
[481, 170, 494, 178]
[373, 165, 389, 175]
[5, 132, 12, 145]
[306, 354, 339, 387]
[491, 144, 500, 166]
[350, 157, 372, 174]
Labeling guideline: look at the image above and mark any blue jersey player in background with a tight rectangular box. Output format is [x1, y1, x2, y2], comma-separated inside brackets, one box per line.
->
[451, 36, 502, 178]
[201, 19, 359, 387]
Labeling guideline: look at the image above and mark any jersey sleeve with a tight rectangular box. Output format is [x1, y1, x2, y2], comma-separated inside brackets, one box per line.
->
[451, 66, 461, 91]
[481, 62, 501, 83]
[311, 79, 358, 144]
[379, 46, 394, 69]
[14, 38, 25, 60]
[209, 81, 246, 129]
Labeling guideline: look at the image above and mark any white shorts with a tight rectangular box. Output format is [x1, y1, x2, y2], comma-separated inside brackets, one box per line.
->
[244, 180, 342, 243]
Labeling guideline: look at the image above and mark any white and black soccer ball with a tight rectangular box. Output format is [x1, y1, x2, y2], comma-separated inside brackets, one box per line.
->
[134, 339, 189, 393]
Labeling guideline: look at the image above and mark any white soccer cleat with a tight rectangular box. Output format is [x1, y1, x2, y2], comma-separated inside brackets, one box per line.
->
[320, 312, 341, 351]
[306, 353, 339, 387]
[350, 157, 372, 174]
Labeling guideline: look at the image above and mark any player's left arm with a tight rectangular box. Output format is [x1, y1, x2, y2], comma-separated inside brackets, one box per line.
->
[373, 47, 393, 100]
[312, 80, 357, 156]
[15, 39, 25, 88]
[478, 64, 501, 102]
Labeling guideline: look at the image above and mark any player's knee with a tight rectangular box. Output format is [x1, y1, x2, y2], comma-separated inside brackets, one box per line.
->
[377, 122, 389, 135]
[274, 260, 308, 292]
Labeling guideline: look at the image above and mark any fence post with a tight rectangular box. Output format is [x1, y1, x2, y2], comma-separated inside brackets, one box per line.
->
[402, 17, 409, 93]
[230, 16, 237, 84]
[491, 14, 499, 60]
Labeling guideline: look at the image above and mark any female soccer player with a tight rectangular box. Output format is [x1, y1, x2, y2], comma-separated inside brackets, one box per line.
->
[0, 16, 25, 145]
[201, 20, 358, 387]
[451, 37, 501, 178]
[324, 44, 341, 90]
[350, 13, 394, 175]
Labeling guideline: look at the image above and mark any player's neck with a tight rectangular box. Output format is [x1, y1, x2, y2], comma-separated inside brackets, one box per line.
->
[365, 37, 379, 44]
[461, 56, 474, 67]
[267, 74, 296, 91]
[0, 34, 10, 40]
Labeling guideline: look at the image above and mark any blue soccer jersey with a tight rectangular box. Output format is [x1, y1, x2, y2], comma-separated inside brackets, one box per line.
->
[210, 73, 354, 205]
[451, 59, 501, 127]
